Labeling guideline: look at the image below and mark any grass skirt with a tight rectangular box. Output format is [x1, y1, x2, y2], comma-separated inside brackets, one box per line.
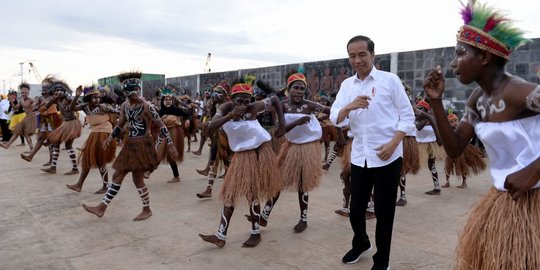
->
[219, 142, 281, 207]
[278, 141, 323, 192]
[341, 140, 353, 173]
[320, 125, 337, 142]
[78, 132, 116, 170]
[42, 114, 63, 131]
[8, 113, 26, 131]
[402, 136, 420, 175]
[418, 141, 445, 168]
[217, 129, 233, 163]
[13, 113, 36, 136]
[265, 126, 285, 154]
[455, 188, 540, 270]
[112, 136, 158, 172]
[48, 119, 82, 143]
[445, 144, 486, 179]
[157, 125, 184, 163]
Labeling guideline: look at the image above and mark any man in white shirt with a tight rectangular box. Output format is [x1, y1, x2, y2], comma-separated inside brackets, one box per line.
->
[330, 35, 415, 270]
[0, 93, 13, 142]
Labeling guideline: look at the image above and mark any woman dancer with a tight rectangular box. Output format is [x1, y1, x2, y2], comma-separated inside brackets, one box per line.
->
[66, 86, 118, 193]
[423, 1, 539, 268]
[199, 81, 285, 248]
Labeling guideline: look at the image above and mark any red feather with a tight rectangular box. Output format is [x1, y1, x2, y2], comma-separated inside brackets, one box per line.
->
[483, 16, 504, 32]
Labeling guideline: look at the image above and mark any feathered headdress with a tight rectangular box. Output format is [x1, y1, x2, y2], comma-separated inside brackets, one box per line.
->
[49, 80, 72, 94]
[447, 109, 459, 121]
[286, 67, 307, 89]
[244, 73, 257, 86]
[213, 80, 231, 94]
[160, 87, 175, 97]
[117, 71, 142, 92]
[457, 0, 530, 60]
[254, 80, 277, 97]
[230, 77, 253, 96]
[416, 99, 431, 111]
[83, 85, 100, 96]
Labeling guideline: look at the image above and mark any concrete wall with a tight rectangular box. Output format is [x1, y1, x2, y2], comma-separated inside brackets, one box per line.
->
[168, 38, 540, 116]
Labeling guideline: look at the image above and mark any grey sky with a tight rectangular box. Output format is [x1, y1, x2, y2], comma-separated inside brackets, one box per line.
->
[1, 0, 538, 90]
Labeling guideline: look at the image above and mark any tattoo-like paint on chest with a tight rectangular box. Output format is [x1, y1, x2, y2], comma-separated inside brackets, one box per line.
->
[526, 86, 540, 112]
[84, 105, 101, 115]
[476, 95, 506, 120]
[125, 103, 146, 137]
[284, 102, 308, 113]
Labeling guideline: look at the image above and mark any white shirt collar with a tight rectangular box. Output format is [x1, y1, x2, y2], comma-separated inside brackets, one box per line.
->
[353, 66, 378, 83]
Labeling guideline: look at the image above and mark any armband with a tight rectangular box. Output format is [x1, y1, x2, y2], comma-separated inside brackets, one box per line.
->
[110, 126, 121, 138]
[263, 97, 271, 110]
[160, 126, 173, 144]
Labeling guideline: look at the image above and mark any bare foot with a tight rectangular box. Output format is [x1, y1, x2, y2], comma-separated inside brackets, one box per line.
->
[322, 164, 330, 171]
[167, 177, 181, 183]
[42, 161, 51, 166]
[41, 167, 56, 174]
[457, 183, 467, 189]
[365, 211, 376, 220]
[0, 142, 8, 149]
[396, 197, 407, 206]
[66, 184, 82, 192]
[293, 221, 307, 233]
[133, 209, 152, 221]
[82, 204, 105, 217]
[199, 233, 225, 248]
[242, 234, 261, 248]
[196, 168, 209, 176]
[244, 214, 267, 227]
[21, 153, 33, 162]
[94, 186, 108, 194]
[196, 187, 212, 198]
[441, 182, 450, 188]
[192, 150, 201, 156]
[334, 209, 350, 217]
[64, 169, 79, 175]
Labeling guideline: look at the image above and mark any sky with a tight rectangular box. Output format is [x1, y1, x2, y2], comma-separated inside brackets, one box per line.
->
[1, 0, 538, 92]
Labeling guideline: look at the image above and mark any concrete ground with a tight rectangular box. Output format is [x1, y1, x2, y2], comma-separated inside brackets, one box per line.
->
[0, 128, 492, 270]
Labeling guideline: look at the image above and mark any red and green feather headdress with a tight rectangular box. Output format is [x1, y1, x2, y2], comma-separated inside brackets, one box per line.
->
[457, 0, 530, 60]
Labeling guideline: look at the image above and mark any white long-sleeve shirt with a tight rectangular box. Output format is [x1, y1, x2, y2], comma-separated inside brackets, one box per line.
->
[0, 99, 11, 120]
[330, 67, 415, 168]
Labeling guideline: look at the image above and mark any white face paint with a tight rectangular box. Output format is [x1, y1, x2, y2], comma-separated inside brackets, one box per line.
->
[456, 45, 469, 64]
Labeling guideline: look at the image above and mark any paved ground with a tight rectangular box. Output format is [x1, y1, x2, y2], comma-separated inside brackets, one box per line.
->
[0, 128, 492, 270]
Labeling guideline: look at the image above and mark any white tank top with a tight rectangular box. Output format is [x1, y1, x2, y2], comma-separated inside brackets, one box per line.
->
[222, 120, 271, 152]
[475, 114, 540, 191]
[284, 113, 322, 144]
[416, 125, 436, 143]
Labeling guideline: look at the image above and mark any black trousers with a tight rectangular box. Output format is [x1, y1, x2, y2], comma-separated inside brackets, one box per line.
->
[0, 119, 12, 141]
[349, 157, 402, 266]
